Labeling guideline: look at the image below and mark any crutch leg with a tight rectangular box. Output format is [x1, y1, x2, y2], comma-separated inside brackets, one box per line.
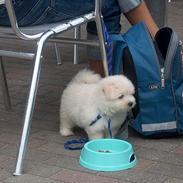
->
[14, 30, 54, 176]
[73, 26, 81, 64]
[54, 43, 62, 65]
[0, 56, 11, 110]
[94, 0, 109, 76]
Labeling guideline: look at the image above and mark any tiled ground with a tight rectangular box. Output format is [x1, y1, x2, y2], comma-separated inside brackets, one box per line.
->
[0, 1, 183, 183]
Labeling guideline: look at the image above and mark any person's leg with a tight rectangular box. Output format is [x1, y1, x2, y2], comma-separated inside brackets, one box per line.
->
[87, 32, 105, 77]
[0, 0, 50, 26]
[0, 0, 94, 26]
[19, 0, 93, 26]
[124, 1, 159, 38]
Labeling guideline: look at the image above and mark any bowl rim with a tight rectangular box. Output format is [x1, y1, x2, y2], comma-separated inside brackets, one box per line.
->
[84, 138, 132, 155]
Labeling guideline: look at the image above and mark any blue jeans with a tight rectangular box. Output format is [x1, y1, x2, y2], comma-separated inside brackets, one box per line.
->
[0, 0, 121, 34]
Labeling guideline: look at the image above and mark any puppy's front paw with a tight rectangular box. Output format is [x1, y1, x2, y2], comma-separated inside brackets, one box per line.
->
[86, 130, 104, 140]
[60, 128, 74, 136]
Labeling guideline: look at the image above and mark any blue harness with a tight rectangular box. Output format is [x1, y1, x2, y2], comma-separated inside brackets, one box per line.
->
[64, 114, 113, 150]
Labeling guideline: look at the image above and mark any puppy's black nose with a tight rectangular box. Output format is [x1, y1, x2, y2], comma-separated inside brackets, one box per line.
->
[128, 102, 133, 107]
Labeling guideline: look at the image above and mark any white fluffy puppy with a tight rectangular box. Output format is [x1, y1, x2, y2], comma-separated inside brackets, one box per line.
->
[60, 69, 135, 140]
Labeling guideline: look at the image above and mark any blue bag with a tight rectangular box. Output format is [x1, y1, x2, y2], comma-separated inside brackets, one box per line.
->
[109, 22, 183, 137]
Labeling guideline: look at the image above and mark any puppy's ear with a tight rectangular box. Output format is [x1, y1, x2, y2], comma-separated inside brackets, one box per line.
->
[102, 83, 118, 100]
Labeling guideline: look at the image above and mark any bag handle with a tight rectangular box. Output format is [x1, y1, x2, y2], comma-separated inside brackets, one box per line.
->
[109, 34, 127, 74]
[110, 34, 125, 42]
[104, 27, 126, 75]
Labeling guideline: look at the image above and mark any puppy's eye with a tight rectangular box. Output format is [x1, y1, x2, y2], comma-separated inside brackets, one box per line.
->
[118, 95, 124, 99]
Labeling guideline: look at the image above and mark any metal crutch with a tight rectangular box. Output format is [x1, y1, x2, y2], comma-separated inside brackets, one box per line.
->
[94, 0, 108, 76]
[13, 30, 54, 175]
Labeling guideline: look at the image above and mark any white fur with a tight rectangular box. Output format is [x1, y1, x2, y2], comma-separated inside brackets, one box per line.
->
[59, 69, 135, 140]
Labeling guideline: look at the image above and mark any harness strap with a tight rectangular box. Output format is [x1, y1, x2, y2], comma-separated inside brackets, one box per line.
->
[108, 118, 113, 138]
[104, 26, 113, 75]
[89, 114, 102, 126]
[64, 115, 113, 150]
[64, 138, 88, 150]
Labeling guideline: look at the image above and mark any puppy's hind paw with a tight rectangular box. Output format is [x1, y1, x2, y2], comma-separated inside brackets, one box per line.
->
[60, 128, 74, 136]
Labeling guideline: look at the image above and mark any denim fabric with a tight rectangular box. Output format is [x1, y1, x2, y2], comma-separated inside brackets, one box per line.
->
[87, 0, 121, 34]
[0, 0, 121, 33]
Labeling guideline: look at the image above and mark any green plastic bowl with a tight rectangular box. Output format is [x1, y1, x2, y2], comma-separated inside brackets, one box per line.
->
[79, 138, 137, 171]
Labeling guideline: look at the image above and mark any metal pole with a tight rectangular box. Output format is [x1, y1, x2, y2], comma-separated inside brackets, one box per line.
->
[54, 43, 62, 65]
[94, 0, 109, 76]
[73, 26, 81, 64]
[0, 50, 35, 60]
[0, 35, 100, 47]
[13, 30, 54, 176]
[51, 37, 100, 46]
[0, 57, 11, 110]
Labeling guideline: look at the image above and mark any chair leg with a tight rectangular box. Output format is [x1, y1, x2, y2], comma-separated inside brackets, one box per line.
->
[0, 57, 11, 110]
[95, 0, 109, 76]
[54, 43, 62, 65]
[73, 27, 80, 64]
[14, 31, 54, 176]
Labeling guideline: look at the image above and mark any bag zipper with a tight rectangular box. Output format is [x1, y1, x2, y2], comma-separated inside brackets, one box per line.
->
[176, 40, 183, 80]
[170, 40, 182, 134]
[180, 40, 183, 67]
[161, 67, 165, 88]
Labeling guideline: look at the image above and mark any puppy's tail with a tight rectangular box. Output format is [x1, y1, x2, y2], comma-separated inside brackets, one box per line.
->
[72, 69, 102, 84]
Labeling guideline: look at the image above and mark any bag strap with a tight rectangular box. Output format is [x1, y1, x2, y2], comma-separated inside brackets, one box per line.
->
[104, 26, 114, 75]
[110, 34, 125, 42]
[104, 27, 126, 75]
[164, 29, 179, 80]
[123, 22, 161, 82]
[110, 34, 127, 74]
